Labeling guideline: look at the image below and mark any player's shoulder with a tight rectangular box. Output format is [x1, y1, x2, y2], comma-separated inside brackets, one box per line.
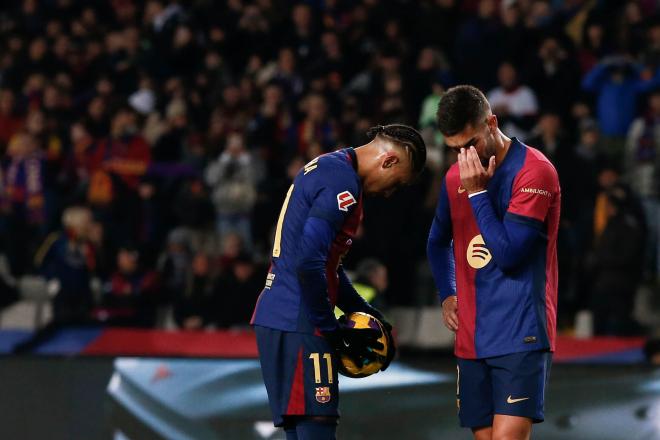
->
[521, 144, 558, 178]
[301, 149, 359, 184]
[516, 143, 560, 190]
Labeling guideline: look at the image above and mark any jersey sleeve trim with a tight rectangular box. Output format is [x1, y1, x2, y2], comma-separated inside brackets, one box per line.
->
[308, 206, 344, 230]
[504, 212, 544, 232]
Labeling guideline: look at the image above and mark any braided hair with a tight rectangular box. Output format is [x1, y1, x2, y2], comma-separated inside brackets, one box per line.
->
[366, 124, 427, 175]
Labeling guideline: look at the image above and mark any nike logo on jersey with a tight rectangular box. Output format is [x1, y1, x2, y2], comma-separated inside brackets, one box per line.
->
[507, 395, 530, 404]
[337, 191, 357, 211]
[457, 186, 466, 194]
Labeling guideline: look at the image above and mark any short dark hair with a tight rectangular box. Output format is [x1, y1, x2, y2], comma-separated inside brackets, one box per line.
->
[436, 85, 490, 136]
[367, 123, 427, 174]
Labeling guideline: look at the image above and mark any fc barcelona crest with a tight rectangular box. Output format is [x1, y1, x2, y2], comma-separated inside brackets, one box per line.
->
[315, 386, 331, 403]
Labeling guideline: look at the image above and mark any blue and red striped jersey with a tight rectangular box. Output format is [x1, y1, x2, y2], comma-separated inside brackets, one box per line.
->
[251, 148, 363, 334]
[430, 138, 560, 359]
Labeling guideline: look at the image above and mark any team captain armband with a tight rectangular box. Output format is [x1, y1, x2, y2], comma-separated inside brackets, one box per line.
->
[507, 161, 558, 223]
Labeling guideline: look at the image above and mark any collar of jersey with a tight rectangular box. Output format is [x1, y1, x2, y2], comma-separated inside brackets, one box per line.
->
[345, 147, 358, 172]
[494, 137, 522, 176]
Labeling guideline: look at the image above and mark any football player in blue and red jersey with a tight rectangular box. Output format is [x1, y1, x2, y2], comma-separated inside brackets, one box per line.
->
[252, 124, 426, 440]
[428, 85, 560, 440]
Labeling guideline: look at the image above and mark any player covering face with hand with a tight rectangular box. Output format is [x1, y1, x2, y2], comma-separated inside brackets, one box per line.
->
[428, 85, 560, 440]
[252, 124, 426, 440]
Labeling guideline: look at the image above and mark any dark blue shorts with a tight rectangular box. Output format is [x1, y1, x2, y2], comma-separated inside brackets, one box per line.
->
[456, 350, 552, 428]
[255, 325, 339, 427]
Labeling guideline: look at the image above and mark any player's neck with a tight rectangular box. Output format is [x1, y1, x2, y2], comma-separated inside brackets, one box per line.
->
[354, 143, 373, 181]
[494, 130, 512, 168]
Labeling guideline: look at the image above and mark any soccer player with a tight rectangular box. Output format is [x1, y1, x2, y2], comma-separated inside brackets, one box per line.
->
[427, 85, 560, 440]
[252, 124, 426, 440]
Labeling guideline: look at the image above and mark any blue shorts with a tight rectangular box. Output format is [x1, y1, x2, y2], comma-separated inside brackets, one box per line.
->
[457, 350, 552, 428]
[255, 325, 339, 427]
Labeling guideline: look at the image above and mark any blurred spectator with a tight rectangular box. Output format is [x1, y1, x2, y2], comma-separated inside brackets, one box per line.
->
[205, 133, 258, 248]
[528, 112, 570, 163]
[641, 22, 660, 71]
[528, 37, 581, 117]
[488, 61, 539, 140]
[0, 90, 24, 151]
[617, 2, 646, 57]
[2, 131, 47, 274]
[157, 228, 192, 307]
[172, 177, 215, 231]
[578, 22, 611, 76]
[151, 97, 188, 163]
[174, 252, 216, 330]
[351, 258, 389, 311]
[454, 0, 503, 90]
[0, 0, 654, 336]
[419, 78, 447, 168]
[65, 120, 96, 199]
[555, 120, 604, 324]
[282, 4, 319, 67]
[582, 55, 660, 158]
[95, 244, 160, 327]
[86, 106, 151, 244]
[588, 184, 645, 335]
[257, 47, 305, 103]
[217, 232, 246, 276]
[35, 206, 94, 324]
[212, 252, 264, 328]
[625, 90, 660, 199]
[625, 90, 660, 279]
[247, 82, 293, 176]
[296, 93, 337, 156]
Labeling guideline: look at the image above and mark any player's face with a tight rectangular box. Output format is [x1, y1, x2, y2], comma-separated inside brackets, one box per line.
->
[365, 150, 414, 197]
[444, 115, 498, 167]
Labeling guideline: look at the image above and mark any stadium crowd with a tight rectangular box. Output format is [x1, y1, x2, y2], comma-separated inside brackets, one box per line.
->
[0, 0, 658, 335]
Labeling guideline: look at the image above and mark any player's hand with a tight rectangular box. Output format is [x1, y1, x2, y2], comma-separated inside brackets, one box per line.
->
[379, 325, 396, 371]
[442, 295, 459, 332]
[457, 146, 495, 194]
[366, 309, 396, 371]
[325, 317, 384, 366]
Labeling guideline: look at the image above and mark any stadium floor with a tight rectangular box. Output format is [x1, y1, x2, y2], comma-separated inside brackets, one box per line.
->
[1, 356, 659, 439]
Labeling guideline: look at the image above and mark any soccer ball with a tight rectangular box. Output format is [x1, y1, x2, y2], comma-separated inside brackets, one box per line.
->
[338, 312, 389, 378]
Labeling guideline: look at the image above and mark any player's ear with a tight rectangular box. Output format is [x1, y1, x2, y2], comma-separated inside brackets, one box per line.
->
[382, 152, 399, 169]
[488, 114, 498, 133]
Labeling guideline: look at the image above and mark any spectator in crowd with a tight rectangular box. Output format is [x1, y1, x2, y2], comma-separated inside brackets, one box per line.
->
[625, 89, 660, 280]
[157, 228, 192, 308]
[588, 185, 645, 335]
[212, 252, 264, 328]
[174, 251, 216, 330]
[528, 36, 581, 118]
[577, 21, 611, 76]
[35, 206, 94, 324]
[0, 90, 24, 150]
[582, 55, 660, 158]
[205, 132, 258, 249]
[2, 131, 47, 275]
[351, 258, 389, 312]
[95, 244, 160, 327]
[487, 61, 539, 140]
[454, 0, 503, 90]
[0, 0, 655, 337]
[295, 93, 337, 156]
